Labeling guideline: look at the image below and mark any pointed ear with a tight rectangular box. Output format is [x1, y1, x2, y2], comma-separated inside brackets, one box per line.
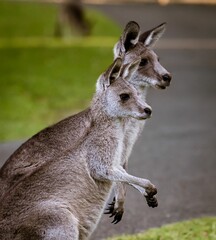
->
[139, 22, 166, 48]
[105, 57, 122, 87]
[113, 21, 140, 58]
[96, 58, 122, 92]
[122, 58, 141, 81]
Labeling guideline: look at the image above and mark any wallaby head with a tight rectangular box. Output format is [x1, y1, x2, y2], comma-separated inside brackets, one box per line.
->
[114, 21, 172, 90]
[95, 57, 152, 120]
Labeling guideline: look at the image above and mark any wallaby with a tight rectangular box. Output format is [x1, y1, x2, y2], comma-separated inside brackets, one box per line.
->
[0, 58, 155, 240]
[0, 21, 170, 223]
[105, 21, 172, 223]
[54, 0, 90, 37]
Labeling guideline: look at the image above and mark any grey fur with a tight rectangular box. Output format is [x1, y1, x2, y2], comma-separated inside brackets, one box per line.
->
[0, 58, 154, 239]
[109, 21, 172, 222]
[0, 21, 171, 226]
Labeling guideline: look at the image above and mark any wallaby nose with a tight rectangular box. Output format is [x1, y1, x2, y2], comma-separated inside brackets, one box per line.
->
[144, 107, 152, 116]
[162, 73, 172, 83]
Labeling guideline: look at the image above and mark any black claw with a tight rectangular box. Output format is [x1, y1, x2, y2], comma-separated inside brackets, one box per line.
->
[111, 217, 120, 224]
[104, 211, 111, 214]
[104, 197, 123, 224]
[109, 212, 115, 218]
[104, 200, 115, 215]
[113, 212, 123, 224]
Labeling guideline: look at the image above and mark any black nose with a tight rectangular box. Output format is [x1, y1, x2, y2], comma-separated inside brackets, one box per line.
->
[162, 74, 172, 83]
[144, 107, 152, 116]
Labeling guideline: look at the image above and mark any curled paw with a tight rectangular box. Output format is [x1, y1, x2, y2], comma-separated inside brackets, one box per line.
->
[145, 186, 157, 198]
[104, 197, 124, 224]
[145, 195, 158, 208]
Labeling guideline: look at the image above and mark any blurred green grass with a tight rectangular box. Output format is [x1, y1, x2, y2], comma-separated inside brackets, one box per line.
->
[0, 1, 121, 141]
[107, 217, 216, 240]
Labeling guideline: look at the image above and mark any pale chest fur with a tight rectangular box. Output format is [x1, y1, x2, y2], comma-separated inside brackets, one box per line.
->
[122, 87, 148, 164]
[113, 125, 125, 166]
[122, 119, 146, 163]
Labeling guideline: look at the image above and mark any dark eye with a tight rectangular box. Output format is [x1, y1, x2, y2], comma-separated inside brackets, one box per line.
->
[157, 57, 160, 62]
[120, 93, 130, 101]
[139, 58, 149, 66]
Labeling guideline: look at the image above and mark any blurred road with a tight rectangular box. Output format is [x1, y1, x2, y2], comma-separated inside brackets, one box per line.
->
[0, 3, 216, 240]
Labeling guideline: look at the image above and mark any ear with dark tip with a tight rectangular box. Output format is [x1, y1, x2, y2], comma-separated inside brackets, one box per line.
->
[139, 22, 166, 48]
[96, 58, 122, 92]
[114, 21, 140, 58]
[122, 57, 141, 81]
[106, 57, 123, 86]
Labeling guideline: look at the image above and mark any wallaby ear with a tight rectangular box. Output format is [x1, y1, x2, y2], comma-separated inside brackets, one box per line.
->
[113, 21, 140, 58]
[96, 58, 122, 92]
[139, 22, 166, 48]
[106, 57, 122, 86]
[122, 58, 141, 81]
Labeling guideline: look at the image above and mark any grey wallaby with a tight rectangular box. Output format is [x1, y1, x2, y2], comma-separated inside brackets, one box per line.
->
[54, 0, 90, 37]
[105, 21, 172, 223]
[0, 21, 171, 224]
[0, 58, 155, 240]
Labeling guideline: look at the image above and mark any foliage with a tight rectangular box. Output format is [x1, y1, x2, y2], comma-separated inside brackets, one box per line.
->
[107, 217, 216, 240]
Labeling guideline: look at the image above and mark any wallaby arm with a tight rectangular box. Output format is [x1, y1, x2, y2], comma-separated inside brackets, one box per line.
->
[91, 165, 156, 197]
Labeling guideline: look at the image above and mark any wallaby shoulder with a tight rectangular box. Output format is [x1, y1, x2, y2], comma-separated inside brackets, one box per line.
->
[0, 108, 92, 199]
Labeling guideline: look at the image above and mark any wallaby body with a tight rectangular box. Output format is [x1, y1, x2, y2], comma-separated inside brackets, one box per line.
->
[106, 21, 172, 223]
[0, 112, 117, 240]
[0, 59, 154, 239]
[0, 21, 171, 224]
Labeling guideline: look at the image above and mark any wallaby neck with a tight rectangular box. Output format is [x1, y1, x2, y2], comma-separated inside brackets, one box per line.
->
[137, 85, 149, 101]
[90, 95, 122, 127]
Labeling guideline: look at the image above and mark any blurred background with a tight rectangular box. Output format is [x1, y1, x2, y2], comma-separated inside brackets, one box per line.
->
[0, 0, 215, 141]
[0, 0, 216, 239]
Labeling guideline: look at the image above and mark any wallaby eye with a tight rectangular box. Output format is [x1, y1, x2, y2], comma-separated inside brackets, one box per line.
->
[140, 58, 149, 67]
[157, 57, 160, 62]
[120, 93, 130, 101]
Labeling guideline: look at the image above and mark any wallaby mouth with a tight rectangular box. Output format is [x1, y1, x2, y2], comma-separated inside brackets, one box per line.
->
[135, 109, 152, 120]
[136, 115, 151, 120]
[156, 84, 167, 90]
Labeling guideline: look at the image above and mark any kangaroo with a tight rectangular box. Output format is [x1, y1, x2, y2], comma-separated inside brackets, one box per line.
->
[105, 21, 172, 223]
[0, 58, 155, 240]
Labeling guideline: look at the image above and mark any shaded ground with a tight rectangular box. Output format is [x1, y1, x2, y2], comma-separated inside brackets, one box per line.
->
[0, 3, 216, 240]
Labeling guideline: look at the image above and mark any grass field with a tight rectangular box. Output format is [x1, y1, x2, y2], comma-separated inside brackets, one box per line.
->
[0, 1, 121, 141]
[107, 217, 216, 240]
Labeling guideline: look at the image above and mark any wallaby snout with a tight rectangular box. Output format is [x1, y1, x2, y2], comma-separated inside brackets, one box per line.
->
[140, 105, 152, 119]
[144, 107, 152, 116]
[135, 102, 152, 120]
[162, 73, 172, 85]
[155, 72, 172, 89]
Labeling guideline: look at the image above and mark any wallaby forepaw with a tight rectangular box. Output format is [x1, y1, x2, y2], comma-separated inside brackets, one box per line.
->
[144, 185, 158, 208]
[145, 195, 158, 208]
[104, 197, 124, 224]
[145, 185, 157, 197]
